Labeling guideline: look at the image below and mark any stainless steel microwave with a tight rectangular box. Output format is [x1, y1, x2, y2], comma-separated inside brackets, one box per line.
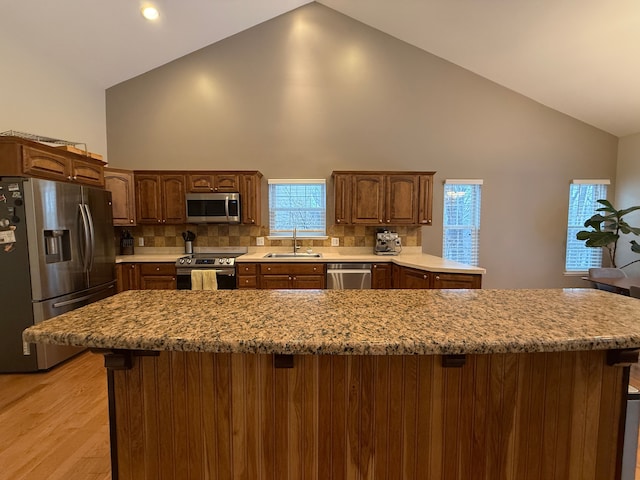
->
[185, 192, 241, 223]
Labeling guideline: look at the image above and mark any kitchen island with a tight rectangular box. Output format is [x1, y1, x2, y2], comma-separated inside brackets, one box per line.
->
[23, 289, 640, 480]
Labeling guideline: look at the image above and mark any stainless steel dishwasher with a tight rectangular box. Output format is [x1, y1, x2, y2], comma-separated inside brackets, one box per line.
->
[326, 263, 372, 289]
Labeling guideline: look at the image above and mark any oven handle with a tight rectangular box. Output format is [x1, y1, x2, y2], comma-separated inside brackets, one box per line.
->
[176, 268, 235, 276]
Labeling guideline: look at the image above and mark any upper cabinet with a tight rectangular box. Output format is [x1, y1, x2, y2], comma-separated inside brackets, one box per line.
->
[332, 171, 435, 226]
[135, 172, 186, 224]
[0, 137, 105, 187]
[187, 173, 239, 192]
[104, 168, 136, 226]
[240, 172, 262, 225]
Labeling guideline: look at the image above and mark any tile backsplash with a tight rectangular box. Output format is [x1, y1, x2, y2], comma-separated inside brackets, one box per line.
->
[115, 224, 421, 250]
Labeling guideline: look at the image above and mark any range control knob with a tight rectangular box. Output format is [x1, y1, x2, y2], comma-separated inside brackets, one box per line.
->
[226, 258, 232, 264]
[179, 258, 185, 264]
[186, 258, 192, 264]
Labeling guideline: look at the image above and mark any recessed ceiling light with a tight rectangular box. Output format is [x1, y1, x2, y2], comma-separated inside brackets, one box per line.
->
[141, 6, 159, 20]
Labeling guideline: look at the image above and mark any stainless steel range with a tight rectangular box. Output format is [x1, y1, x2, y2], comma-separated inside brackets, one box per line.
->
[175, 247, 247, 290]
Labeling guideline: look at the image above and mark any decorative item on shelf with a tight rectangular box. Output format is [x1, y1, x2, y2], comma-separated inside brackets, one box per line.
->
[576, 200, 640, 268]
[120, 230, 134, 255]
[182, 230, 196, 254]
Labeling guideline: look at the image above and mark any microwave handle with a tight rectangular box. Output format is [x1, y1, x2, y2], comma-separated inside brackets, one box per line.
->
[225, 195, 230, 222]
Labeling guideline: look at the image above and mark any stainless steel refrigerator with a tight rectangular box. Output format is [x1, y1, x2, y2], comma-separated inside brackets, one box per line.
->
[0, 177, 116, 372]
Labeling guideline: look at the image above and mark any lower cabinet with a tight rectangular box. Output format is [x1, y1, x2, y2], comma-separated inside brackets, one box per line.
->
[116, 262, 176, 291]
[394, 265, 482, 289]
[372, 263, 392, 289]
[116, 263, 140, 292]
[238, 263, 326, 289]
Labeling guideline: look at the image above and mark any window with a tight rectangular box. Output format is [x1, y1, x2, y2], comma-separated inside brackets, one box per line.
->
[565, 180, 610, 272]
[443, 180, 482, 266]
[268, 179, 326, 238]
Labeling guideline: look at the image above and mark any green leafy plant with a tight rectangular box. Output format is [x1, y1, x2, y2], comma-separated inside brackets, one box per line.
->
[576, 199, 640, 268]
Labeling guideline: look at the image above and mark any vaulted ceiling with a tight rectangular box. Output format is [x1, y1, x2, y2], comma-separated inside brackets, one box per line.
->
[1, 0, 638, 136]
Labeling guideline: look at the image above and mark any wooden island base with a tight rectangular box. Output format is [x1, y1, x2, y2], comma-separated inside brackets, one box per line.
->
[106, 350, 629, 480]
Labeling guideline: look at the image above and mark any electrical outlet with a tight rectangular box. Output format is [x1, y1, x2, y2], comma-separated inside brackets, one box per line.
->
[256, 236, 265, 246]
[138, 237, 144, 247]
[331, 237, 340, 247]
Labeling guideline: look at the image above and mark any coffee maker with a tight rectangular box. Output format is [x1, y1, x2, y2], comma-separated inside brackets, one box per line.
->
[374, 230, 402, 255]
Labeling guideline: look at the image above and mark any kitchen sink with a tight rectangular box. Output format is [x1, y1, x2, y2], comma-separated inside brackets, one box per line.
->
[263, 252, 323, 258]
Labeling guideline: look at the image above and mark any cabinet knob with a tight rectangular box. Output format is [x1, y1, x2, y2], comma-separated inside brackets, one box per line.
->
[292, 276, 296, 281]
[267, 267, 271, 271]
[73, 176, 78, 180]
[251, 219, 255, 223]
[67, 176, 72, 180]
[289, 276, 293, 280]
[157, 220, 161, 223]
[386, 219, 390, 223]
[423, 274, 428, 279]
[156, 267, 160, 271]
[379, 219, 383, 223]
[373, 265, 377, 268]
[313, 267, 317, 271]
[435, 275, 440, 280]
[337, 219, 341, 223]
[130, 219, 134, 223]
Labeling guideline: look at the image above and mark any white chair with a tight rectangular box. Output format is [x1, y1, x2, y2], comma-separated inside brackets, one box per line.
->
[630, 286, 640, 299]
[588, 268, 627, 293]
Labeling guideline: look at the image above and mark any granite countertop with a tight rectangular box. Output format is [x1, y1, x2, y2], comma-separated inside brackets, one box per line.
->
[23, 289, 640, 356]
[116, 248, 486, 275]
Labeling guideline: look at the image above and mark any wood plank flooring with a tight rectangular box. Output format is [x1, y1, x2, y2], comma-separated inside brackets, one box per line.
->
[0, 352, 110, 480]
[0, 353, 639, 480]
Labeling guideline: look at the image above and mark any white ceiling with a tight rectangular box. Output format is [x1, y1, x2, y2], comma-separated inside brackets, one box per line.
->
[1, 0, 639, 137]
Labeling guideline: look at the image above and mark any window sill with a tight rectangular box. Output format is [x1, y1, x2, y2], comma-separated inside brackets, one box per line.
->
[267, 236, 329, 241]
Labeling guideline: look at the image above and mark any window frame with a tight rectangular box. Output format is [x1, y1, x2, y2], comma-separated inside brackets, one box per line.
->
[442, 179, 483, 267]
[267, 179, 327, 239]
[564, 179, 610, 274]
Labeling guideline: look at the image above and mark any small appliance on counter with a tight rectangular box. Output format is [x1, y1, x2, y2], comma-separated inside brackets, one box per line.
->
[182, 230, 196, 254]
[374, 229, 402, 255]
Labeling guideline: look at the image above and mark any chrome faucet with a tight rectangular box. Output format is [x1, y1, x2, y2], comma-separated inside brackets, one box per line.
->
[293, 227, 300, 253]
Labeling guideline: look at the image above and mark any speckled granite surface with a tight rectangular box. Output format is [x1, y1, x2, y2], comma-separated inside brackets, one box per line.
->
[22, 289, 640, 355]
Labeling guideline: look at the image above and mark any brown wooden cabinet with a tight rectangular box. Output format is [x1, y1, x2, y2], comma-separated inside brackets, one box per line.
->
[104, 168, 136, 226]
[135, 173, 186, 224]
[0, 137, 105, 186]
[394, 265, 481, 289]
[187, 173, 239, 192]
[332, 171, 435, 226]
[116, 263, 140, 292]
[139, 263, 177, 290]
[240, 173, 262, 225]
[259, 263, 326, 289]
[237, 263, 258, 289]
[372, 263, 392, 289]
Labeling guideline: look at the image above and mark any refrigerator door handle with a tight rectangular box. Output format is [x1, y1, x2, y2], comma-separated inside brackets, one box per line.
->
[79, 203, 91, 272]
[52, 284, 115, 308]
[84, 204, 96, 272]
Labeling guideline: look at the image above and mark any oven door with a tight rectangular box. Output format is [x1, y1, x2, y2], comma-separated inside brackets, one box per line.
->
[176, 268, 236, 290]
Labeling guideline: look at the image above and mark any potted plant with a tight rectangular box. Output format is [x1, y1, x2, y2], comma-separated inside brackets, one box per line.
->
[576, 199, 640, 268]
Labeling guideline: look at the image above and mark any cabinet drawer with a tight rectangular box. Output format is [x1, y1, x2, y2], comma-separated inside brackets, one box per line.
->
[237, 263, 257, 275]
[140, 263, 176, 276]
[260, 263, 325, 275]
[237, 276, 258, 288]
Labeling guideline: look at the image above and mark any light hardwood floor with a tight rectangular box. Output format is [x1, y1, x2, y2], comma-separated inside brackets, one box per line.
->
[0, 352, 110, 480]
[1, 353, 639, 480]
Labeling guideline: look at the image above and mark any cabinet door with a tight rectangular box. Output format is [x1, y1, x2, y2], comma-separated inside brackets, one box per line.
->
[215, 174, 239, 192]
[240, 174, 261, 225]
[71, 158, 104, 186]
[292, 275, 325, 289]
[418, 174, 434, 226]
[135, 175, 162, 224]
[160, 175, 186, 224]
[116, 263, 140, 292]
[140, 275, 176, 290]
[105, 169, 136, 226]
[22, 146, 70, 181]
[351, 175, 385, 224]
[432, 272, 481, 289]
[187, 174, 215, 192]
[333, 174, 351, 225]
[260, 275, 292, 289]
[372, 263, 392, 289]
[397, 266, 431, 289]
[386, 175, 419, 224]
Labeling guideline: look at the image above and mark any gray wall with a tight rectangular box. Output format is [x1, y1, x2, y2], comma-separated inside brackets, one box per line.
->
[615, 132, 640, 276]
[106, 3, 618, 288]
